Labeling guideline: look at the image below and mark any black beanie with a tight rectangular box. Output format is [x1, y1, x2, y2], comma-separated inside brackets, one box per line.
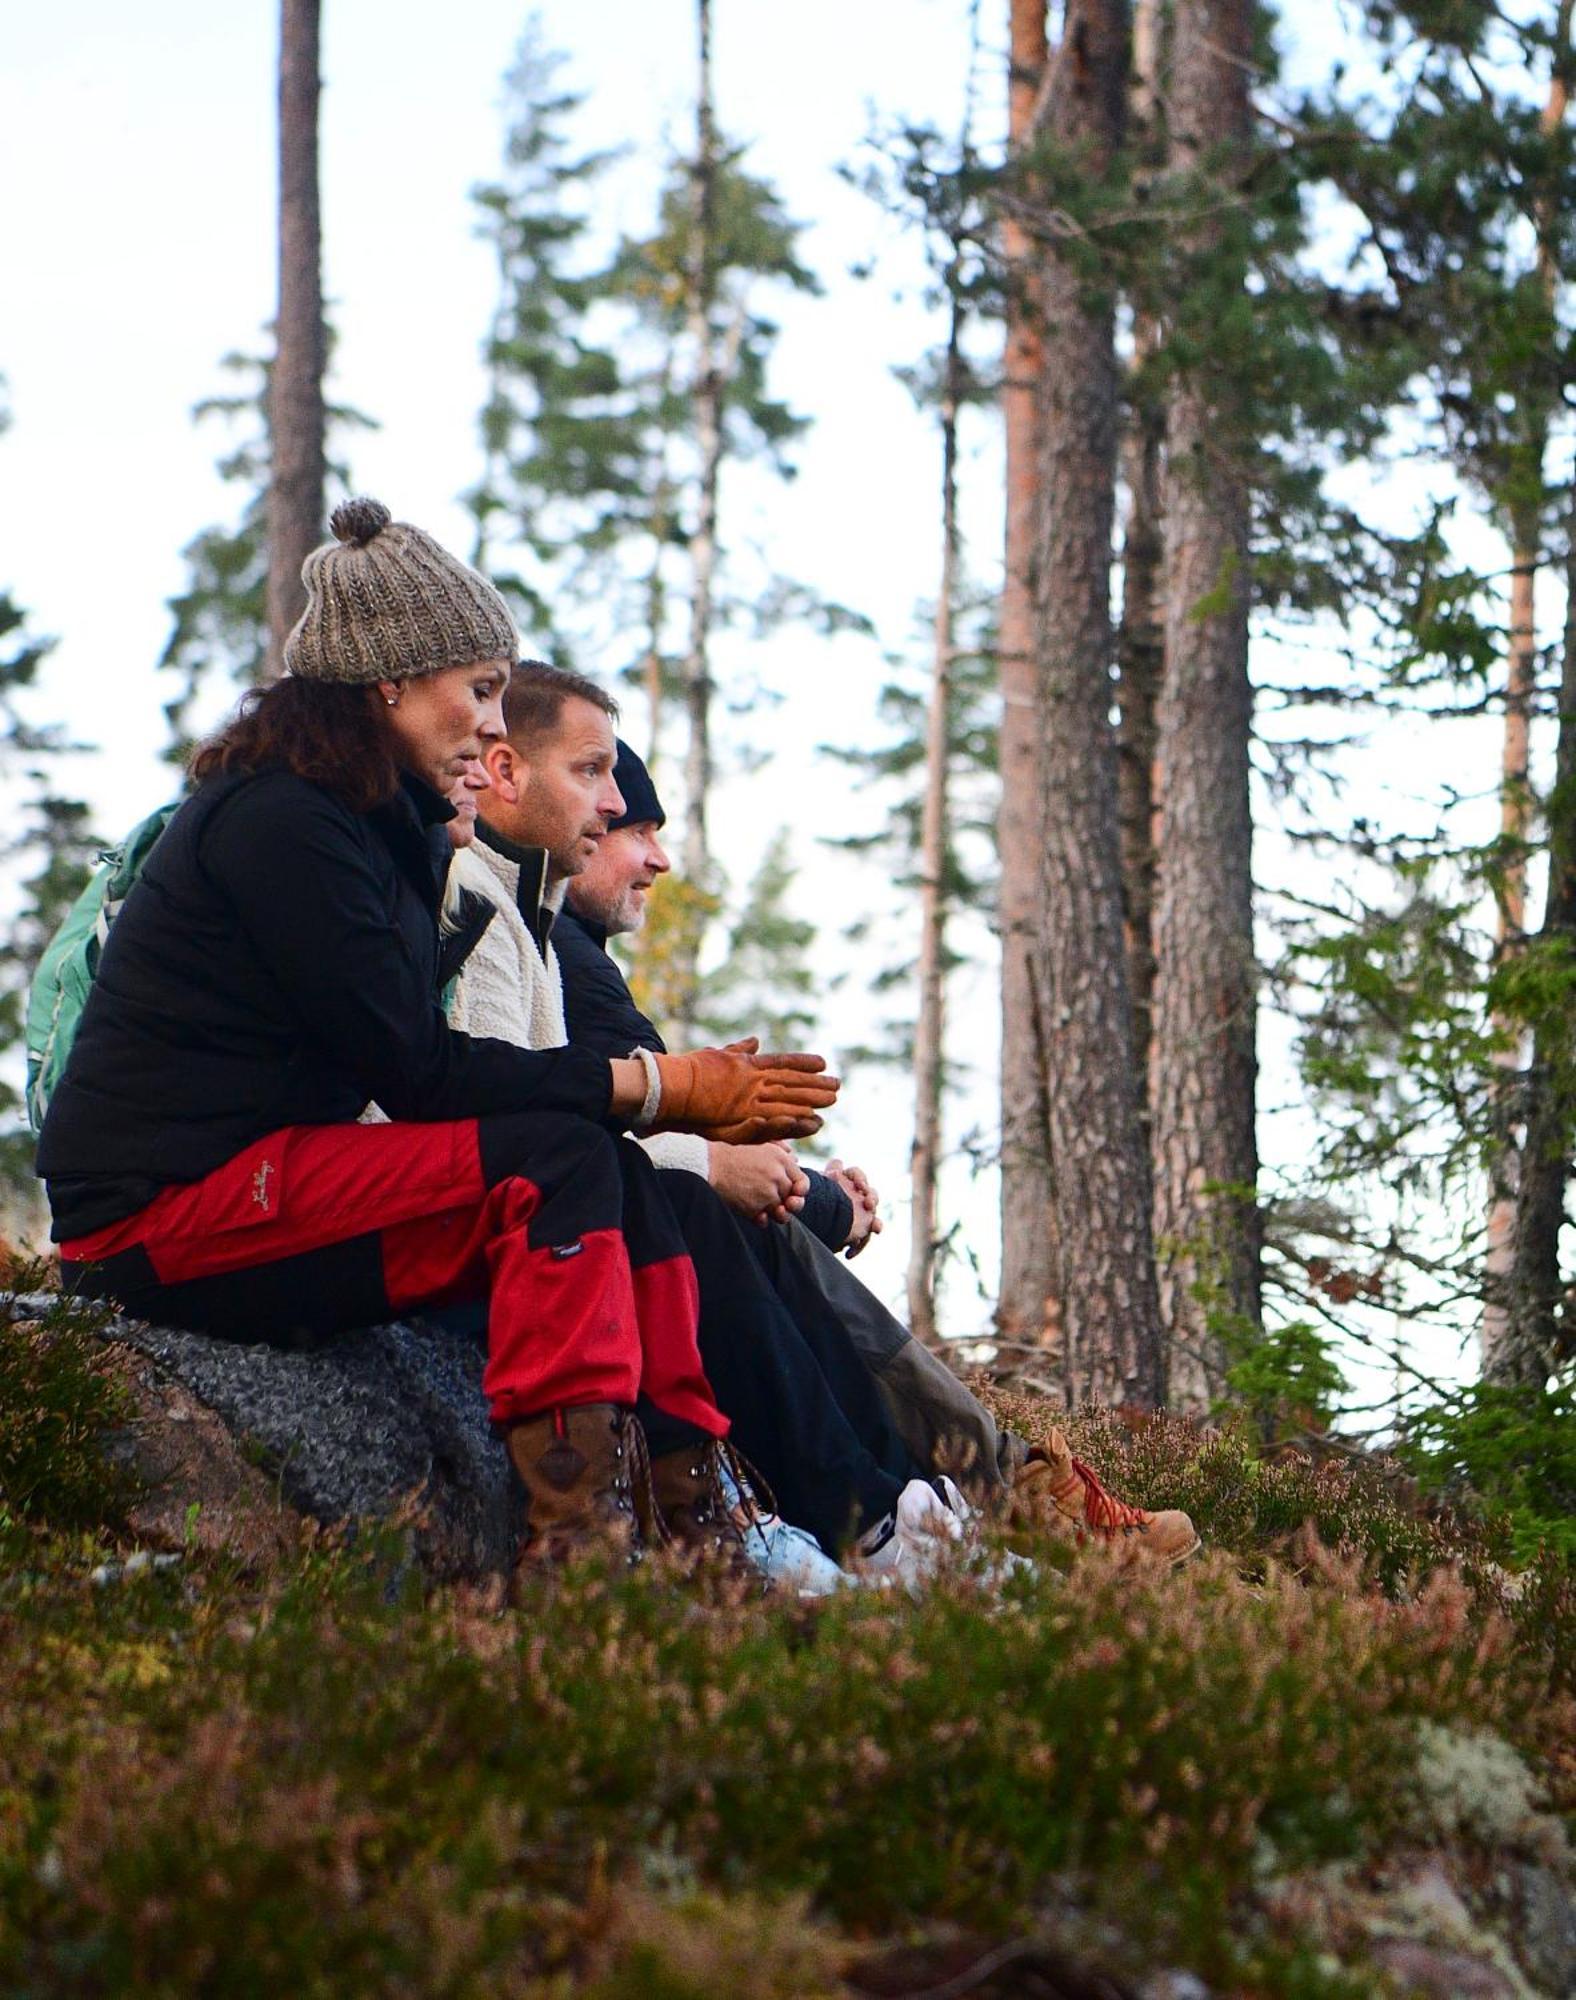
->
[610, 739, 666, 831]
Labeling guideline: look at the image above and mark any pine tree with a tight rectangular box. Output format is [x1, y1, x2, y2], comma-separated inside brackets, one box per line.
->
[1148, 0, 1263, 1411]
[1113, 0, 1165, 1098]
[996, 0, 1059, 1352]
[1020, 0, 1166, 1407]
[1505, 496, 1576, 1383]
[266, 0, 327, 673]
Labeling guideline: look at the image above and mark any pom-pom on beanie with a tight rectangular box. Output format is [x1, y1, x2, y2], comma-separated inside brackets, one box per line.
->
[283, 497, 519, 684]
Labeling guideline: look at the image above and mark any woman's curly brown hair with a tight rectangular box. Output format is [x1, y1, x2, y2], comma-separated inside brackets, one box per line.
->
[190, 678, 403, 813]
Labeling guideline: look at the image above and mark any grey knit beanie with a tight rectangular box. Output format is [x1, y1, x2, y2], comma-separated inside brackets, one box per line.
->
[283, 497, 518, 683]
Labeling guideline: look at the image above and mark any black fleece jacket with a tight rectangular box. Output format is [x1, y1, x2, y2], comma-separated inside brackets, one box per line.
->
[552, 907, 854, 1252]
[39, 768, 613, 1239]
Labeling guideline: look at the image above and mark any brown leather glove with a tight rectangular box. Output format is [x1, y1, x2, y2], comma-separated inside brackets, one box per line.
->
[648, 1041, 839, 1144]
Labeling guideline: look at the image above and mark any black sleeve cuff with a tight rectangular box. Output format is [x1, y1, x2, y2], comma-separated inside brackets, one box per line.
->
[799, 1170, 854, 1250]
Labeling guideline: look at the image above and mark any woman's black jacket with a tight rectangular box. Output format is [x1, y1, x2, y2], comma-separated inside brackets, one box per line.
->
[38, 768, 613, 1239]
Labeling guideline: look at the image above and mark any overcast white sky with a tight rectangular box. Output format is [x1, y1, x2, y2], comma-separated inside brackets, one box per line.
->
[1, 0, 1012, 1320]
[0, 2, 1529, 1381]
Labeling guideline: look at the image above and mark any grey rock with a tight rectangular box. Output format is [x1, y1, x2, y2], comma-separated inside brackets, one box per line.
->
[1367, 1936, 1522, 1999]
[48, 1295, 520, 1579]
[1511, 1861, 1576, 1997]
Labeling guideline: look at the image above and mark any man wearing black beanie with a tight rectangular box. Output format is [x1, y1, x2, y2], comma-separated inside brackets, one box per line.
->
[555, 737, 1027, 1500]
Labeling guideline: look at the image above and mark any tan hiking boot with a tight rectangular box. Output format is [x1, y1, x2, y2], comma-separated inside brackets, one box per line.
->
[645, 1437, 769, 1591]
[1013, 1428, 1199, 1567]
[504, 1403, 643, 1568]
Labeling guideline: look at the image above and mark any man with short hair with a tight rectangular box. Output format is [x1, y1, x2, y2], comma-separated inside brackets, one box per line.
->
[555, 742, 1202, 1567]
[450, 663, 971, 1578]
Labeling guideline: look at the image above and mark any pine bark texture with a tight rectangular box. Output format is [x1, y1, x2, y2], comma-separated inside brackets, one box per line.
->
[1483, 542, 1538, 1359]
[907, 293, 964, 1353]
[1116, 383, 1163, 1087]
[1115, 0, 1166, 1093]
[1150, 0, 1261, 1411]
[1502, 521, 1576, 1385]
[1482, 13, 1570, 1370]
[681, 0, 719, 894]
[997, 0, 1061, 1353]
[1028, 0, 1165, 1409]
[266, 0, 327, 678]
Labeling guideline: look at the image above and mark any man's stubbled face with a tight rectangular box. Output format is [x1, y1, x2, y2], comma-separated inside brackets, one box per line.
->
[566, 820, 670, 934]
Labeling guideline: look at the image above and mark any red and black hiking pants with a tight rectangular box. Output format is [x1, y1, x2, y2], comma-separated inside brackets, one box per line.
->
[57, 1112, 727, 1442]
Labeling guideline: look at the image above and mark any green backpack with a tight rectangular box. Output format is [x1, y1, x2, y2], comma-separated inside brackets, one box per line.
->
[25, 803, 179, 1136]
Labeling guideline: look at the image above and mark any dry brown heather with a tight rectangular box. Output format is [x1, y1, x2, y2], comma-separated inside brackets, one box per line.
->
[1, 1292, 1572, 1997]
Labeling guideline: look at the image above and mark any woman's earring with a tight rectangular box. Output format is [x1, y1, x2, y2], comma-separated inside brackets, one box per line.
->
[385, 694, 400, 708]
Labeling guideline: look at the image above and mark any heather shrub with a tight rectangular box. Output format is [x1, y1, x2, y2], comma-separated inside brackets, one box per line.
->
[0, 1293, 134, 1533]
[987, 1389, 1491, 1579]
[0, 1526, 1538, 1996]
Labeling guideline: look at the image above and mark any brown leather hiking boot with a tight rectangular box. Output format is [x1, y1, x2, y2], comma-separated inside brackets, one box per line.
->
[505, 1403, 643, 1568]
[644, 1438, 769, 1591]
[1013, 1428, 1200, 1567]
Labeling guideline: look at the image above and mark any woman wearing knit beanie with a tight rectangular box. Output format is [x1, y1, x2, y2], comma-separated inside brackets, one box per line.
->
[37, 498, 838, 1569]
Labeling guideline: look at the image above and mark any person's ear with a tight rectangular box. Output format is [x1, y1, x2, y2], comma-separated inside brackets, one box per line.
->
[482, 739, 522, 803]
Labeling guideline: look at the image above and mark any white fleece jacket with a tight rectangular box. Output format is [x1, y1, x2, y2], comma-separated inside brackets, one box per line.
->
[446, 840, 710, 1179]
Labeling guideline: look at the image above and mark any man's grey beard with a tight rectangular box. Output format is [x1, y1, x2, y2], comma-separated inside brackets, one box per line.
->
[567, 883, 645, 936]
[610, 892, 647, 937]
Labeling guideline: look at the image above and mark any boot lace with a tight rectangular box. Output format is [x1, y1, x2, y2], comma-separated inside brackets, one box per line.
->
[620, 1411, 671, 1549]
[719, 1437, 777, 1526]
[1070, 1455, 1151, 1535]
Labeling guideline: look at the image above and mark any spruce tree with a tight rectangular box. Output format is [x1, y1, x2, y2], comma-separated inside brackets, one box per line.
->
[466, 21, 645, 650]
[0, 390, 97, 1211]
[843, 91, 998, 1344]
[472, 23, 854, 1034]
[160, 344, 373, 760]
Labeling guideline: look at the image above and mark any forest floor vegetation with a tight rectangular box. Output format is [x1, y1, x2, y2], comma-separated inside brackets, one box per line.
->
[0, 1285, 1572, 1997]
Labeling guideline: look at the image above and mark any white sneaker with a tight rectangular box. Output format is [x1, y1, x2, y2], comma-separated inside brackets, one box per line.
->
[856, 1477, 972, 1588]
[857, 1476, 1037, 1592]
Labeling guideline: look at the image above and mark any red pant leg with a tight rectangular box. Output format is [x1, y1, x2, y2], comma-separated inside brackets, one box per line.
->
[61, 1118, 723, 1433]
[630, 1256, 726, 1438]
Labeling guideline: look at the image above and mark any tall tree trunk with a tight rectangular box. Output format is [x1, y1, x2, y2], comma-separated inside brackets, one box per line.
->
[681, 0, 719, 892]
[1030, 0, 1165, 1409]
[1116, 379, 1163, 1079]
[1492, 6, 1574, 1383]
[1115, 0, 1166, 1088]
[266, 0, 327, 678]
[1483, 531, 1539, 1356]
[908, 283, 965, 1353]
[641, 352, 678, 770]
[668, 0, 722, 1039]
[1483, 6, 1570, 1367]
[997, 0, 1060, 1354]
[1502, 503, 1576, 1386]
[1150, 0, 1261, 1413]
